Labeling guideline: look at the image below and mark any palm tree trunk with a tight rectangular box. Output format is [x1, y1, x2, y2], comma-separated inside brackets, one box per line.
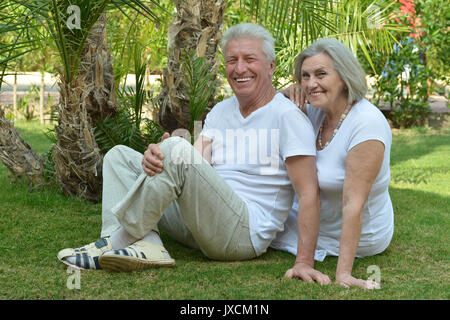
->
[53, 13, 116, 202]
[0, 109, 44, 187]
[13, 71, 18, 121]
[53, 76, 104, 201]
[79, 13, 117, 126]
[156, 0, 228, 133]
[40, 70, 45, 124]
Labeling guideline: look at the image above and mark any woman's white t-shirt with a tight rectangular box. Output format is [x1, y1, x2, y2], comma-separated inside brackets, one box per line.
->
[271, 98, 394, 260]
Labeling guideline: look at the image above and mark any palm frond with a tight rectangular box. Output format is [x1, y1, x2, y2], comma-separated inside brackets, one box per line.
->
[95, 108, 163, 154]
[95, 37, 163, 154]
[110, 0, 166, 23]
[6, 0, 165, 82]
[0, 1, 40, 89]
[243, 0, 403, 77]
[183, 50, 218, 141]
[244, 0, 336, 46]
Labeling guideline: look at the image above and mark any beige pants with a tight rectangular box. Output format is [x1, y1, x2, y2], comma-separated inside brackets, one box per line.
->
[100, 137, 256, 261]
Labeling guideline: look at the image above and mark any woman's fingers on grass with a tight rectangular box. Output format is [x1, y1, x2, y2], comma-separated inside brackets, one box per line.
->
[284, 267, 313, 282]
[284, 268, 294, 278]
[285, 267, 330, 285]
[312, 271, 331, 285]
[365, 279, 381, 289]
[337, 276, 380, 290]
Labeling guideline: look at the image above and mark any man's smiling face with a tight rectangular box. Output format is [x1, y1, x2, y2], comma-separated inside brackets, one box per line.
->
[224, 37, 274, 103]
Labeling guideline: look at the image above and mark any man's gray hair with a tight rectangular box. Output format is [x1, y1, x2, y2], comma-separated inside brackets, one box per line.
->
[294, 38, 367, 104]
[221, 23, 275, 62]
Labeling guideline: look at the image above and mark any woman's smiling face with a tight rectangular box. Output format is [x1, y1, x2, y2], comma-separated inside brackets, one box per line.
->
[300, 52, 347, 110]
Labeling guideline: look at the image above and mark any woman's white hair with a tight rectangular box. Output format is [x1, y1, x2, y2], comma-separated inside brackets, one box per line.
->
[221, 23, 275, 62]
[294, 38, 367, 104]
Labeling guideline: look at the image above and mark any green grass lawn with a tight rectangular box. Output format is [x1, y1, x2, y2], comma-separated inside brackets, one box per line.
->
[0, 120, 449, 300]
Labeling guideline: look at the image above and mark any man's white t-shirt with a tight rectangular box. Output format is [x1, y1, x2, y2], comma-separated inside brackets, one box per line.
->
[271, 98, 394, 260]
[200, 93, 316, 256]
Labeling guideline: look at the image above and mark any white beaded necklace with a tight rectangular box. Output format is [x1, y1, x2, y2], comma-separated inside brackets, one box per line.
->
[318, 104, 351, 150]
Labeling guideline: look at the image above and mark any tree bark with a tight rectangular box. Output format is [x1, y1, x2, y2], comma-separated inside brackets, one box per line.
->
[13, 71, 17, 121]
[40, 70, 45, 124]
[52, 13, 116, 202]
[53, 76, 104, 201]
[78, 13, 117, 126]
[0, 109, 44, 187]
[156, 0, 228, 133]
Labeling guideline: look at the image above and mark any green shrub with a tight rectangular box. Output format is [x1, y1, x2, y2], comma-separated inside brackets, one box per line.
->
[95, 41, 164, 155]
[372, 37, 433, 128]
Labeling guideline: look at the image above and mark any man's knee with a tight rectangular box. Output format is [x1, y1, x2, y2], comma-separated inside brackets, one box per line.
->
[103, 145, 139, 170]
[104, 145, 127, 162]
[159, 136, 186, 151]
[159, 137, 203, 166]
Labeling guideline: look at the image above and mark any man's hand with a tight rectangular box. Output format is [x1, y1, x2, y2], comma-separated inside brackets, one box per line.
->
[142, 132, 170, 176]
[285, 262, 331, 286]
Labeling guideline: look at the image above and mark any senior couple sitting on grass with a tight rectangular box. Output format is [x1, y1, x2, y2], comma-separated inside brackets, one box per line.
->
[58, 23, 393, 290]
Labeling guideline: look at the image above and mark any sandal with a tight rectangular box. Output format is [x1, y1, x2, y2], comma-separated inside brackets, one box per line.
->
[57, 237, 113, 270]
[99, 240, 175, 272]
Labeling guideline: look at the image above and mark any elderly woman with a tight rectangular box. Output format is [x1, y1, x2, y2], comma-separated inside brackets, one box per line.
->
[272, 38, 394, 289]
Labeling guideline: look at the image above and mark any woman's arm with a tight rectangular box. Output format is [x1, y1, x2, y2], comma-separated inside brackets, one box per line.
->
[284, 155, 331, 285]
[336, 140, 385, 289]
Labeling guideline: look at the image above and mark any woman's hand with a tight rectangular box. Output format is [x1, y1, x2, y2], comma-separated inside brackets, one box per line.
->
[142, 132, 170, 176]
[336, 272, 380, 290]
[280, 83, 307, 113]
[285, 262, 331, 285]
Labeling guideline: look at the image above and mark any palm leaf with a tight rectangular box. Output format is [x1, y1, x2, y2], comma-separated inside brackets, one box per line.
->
[244, 0, 336, 45]
[95, 108, 163, 154]
[0, 2, 40, 89]
[243, 0, 404, 78]
[182, 51, 218, 140]
[95, 37, 163, 154]
[7, 0, 165, 82]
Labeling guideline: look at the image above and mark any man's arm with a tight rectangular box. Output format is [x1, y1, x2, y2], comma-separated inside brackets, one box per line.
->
[284, 155, 330, 285]
[142, 134, 212, 176]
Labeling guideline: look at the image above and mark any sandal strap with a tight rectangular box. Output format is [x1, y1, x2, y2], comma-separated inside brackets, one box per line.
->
[77, 237, 112, 256]
[57, 237, 112, 269]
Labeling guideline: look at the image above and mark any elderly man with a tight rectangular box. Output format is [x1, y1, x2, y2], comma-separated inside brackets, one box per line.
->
[57, 23, 329, 285]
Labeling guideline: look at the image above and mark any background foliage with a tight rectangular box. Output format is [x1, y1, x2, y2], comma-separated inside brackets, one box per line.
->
[368, 0, 449, 127]
[1, 0, 448, 189]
